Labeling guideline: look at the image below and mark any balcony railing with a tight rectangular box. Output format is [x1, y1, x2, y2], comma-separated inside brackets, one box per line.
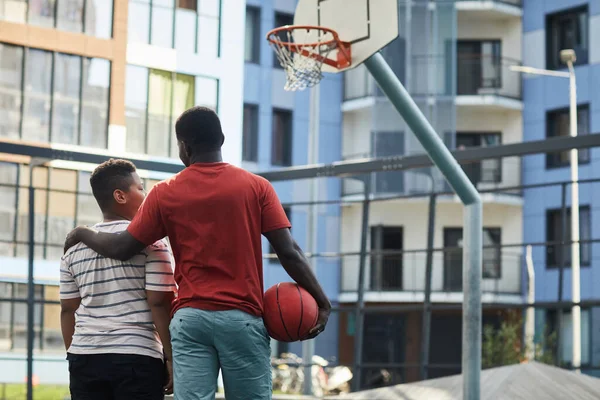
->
[340, 248, 522, 295]
[343, 54, 522, 101]
[341, 152, 521, 197]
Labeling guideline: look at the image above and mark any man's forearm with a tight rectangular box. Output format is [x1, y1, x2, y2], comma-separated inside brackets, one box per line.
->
[76, 228, 134, 260]
[150, 304, 173, 361]
[60, 310, 76, 351]
[279, 245, 331, 310]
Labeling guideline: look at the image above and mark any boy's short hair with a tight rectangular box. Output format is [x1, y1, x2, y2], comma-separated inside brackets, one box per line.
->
[89, 159, 137, 210]
[175, 106, 225, 153]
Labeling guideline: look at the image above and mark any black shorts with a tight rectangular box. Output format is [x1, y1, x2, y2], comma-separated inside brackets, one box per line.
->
[67, 353, 166, 400]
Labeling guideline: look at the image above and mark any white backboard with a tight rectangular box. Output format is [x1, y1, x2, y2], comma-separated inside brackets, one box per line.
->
[294, 0, 399, 73]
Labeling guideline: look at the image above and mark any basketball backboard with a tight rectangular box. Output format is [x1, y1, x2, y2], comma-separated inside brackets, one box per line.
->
[293, 0, 399, 73]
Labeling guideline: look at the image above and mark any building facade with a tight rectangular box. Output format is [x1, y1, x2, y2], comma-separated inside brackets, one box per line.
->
[338, 0, 524, 388]
[243, 0, 343, 361]
[0, 0, 245, 385]
[522, 0, 600, 375]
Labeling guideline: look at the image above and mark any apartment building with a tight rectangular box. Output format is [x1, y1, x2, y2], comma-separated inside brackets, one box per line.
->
[0, 0, 243, 385]
[522, 0, 600, 376]
[242, 0, 343, 361]
[337, 0, 524, 387]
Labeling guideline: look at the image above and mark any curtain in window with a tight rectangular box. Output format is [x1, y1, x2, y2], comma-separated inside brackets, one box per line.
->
[170, 74, 195, 158]
[147, 69, 173, 157]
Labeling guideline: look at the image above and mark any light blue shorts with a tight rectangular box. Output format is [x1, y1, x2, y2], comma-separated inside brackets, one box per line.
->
[169, 307, 272, 400]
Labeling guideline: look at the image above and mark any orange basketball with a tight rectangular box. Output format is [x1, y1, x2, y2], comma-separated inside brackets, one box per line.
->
[263, 282, 319, 342]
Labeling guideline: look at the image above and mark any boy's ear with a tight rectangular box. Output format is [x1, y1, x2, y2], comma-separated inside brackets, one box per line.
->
[113, 189, 127, 205]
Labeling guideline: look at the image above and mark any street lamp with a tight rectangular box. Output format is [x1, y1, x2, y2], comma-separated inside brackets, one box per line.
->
[510, 49, 581, 371]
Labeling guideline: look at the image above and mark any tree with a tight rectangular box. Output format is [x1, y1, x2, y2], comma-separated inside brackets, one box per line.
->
[482, 311, 557, 369]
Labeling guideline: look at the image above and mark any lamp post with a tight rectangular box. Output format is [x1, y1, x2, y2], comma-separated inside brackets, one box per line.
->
[510, 49, 580, 371]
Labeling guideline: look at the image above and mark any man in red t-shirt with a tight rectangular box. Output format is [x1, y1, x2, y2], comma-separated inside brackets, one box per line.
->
[64, 106, 331, 400]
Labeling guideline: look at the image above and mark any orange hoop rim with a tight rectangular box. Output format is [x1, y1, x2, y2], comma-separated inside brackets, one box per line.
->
[266, 25, 352, 69]
[266, 25, 341, 48]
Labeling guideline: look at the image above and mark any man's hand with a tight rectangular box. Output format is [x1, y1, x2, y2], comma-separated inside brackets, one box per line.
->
[64, 226, 83, 254]
[164, 359, 174, 395]
[303, 306, 331, 340]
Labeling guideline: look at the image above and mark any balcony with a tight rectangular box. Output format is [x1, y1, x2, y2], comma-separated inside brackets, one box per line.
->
[340, 248, 523, 301]
[456, 0, 522, 19]
[455, 54, 522, 109]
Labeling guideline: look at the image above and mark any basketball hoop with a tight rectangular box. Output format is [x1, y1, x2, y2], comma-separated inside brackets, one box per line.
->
[266, 25, 351, 91]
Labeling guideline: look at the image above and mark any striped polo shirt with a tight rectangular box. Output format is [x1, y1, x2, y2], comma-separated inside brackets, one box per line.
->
[59, 220, 177, 360]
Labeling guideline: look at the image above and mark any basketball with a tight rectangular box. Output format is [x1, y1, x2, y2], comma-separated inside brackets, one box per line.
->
[263, 282, 319, 342]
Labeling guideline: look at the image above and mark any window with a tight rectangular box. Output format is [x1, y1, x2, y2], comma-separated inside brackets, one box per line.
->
[52, 52, 82, 145]
[546, 105, 589, 168]
[0, 162, 17, 257]
[272, 12, 293, 68]
[125, 64, 219, 157]
[22, 48, 53, 143]
[457, 40, 501, 95]
[546, 206, 591, 268]
[271, 109, 292, 166]
[85, 0, 114, 39]
[28, 0, 56, 28]
[0, 43, 23, 140]
[372, 131, 404, 194]
[456, 132, 501, 184]
[269, 206, 291, 263]
[444, 227, 501, 288]
[370, 226, 403, 290]
[128, 0, 221, 57]
[1, 44, 111, 147]
[80, 58, 110, 148]
[242, 104, 259, 162]
[245, 6, 260, 63]
[546, 6, 588, 70]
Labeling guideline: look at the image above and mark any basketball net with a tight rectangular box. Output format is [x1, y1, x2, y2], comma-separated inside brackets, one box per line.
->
[268, 28, 336, 91]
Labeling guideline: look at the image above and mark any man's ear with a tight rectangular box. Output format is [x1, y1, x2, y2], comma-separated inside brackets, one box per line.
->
[113, 189, 127, 205]
[184, 143, 193, 158]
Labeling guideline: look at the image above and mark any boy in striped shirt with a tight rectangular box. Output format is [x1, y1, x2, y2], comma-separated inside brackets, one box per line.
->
[60, 159, 176, 400]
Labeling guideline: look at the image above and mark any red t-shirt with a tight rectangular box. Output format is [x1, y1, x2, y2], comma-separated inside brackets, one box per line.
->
[127, 163, 291, 317]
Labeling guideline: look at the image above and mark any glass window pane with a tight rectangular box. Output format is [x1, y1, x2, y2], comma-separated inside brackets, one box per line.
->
[125, 65, 149, 154]
[175, 8, 196, 53]
[194, 76, 217, 110]
[47, 169, 76, 260]
[245, 7, 259, 63]
[154, 0, 174, 6]
[197, 15, 218, 58]
[22, 49, 52, 143]
[170, 73, 195, 158]
[128, 0, 150, 44]
[52, 53, 81, 146]
[0, 0, 27, 23]
[28, 0, 56, 28]
[151, 4, 174, 48]
[80, 58, 110, 148]
[147, 69, 172, 157]
[198, 0, 218, 17]
[76, 171, 99, 226]
[0, 162, 17, 256]
[85, 0, 113, 39]
[0, 43, 23, 140]
[56, 0, 84, 33]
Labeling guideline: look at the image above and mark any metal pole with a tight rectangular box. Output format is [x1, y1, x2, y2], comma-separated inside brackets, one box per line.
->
[352, 175, 371, 392]
[525, 245, 535, 361]
[557, 182, 567, 365]
[302, 84, 320, 395]
[26, 164, 35, 400]
[420, 193, 436, 380]
[567, 61, 581, 372]
[363, 52, 482, 400]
